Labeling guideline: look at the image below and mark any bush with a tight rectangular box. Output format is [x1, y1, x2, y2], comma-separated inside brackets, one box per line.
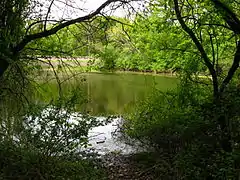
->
[0, 87, 108, 179]
[0, 140, 106, 179]
[125, 81, 209, 149]
[124, 81, 240, 179]
[96, 45, 118, 71]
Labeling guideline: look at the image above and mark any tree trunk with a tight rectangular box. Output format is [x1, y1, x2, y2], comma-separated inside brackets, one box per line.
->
[218, 115, 232, 152]
[215, 96, 232, 153]
[0, 57, 9, 78]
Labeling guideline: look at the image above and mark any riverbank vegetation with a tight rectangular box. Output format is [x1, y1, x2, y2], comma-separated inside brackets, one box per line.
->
[2, 0, 240, 179]
[124, 80, 240, 179]
[123, 0, 240, 179]
[32, 2, 235, 75]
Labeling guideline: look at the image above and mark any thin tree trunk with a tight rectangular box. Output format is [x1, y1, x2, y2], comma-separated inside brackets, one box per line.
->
[215, 96, 232, 153]
[218, 114, 232, 152]
[0, 57, 9, 78]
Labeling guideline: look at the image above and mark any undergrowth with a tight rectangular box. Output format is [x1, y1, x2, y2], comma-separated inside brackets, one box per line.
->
[124, 80, 240, 179]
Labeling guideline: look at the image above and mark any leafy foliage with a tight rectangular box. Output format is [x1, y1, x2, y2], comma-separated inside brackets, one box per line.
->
[124, 81, 240, 179]
[0, 77, 108, 179]
[0, 140, 106, 180]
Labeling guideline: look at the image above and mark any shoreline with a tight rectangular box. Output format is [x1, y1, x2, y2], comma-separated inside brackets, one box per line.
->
[38, 58, 209, 78]
[85, 70, 177, 77]
[39, 64, 210, 79]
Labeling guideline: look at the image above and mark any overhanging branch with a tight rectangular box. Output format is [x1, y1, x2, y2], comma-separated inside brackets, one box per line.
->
[13, 0, 132, 54]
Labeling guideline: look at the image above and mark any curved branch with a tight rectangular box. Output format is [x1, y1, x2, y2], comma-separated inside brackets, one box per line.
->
[13, 0, 127, 54]
[220, 42, 240, 92]
[199, 23, 233, 31]
[212, 0, 240, 34]
[212, 0, 240, 92]
[25, 20, 63, 35]
[173, 0, 219, 96]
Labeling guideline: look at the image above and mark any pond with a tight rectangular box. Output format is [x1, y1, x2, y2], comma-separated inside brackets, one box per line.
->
[36, 72, 178, 115]
[33, 72, 178, 154]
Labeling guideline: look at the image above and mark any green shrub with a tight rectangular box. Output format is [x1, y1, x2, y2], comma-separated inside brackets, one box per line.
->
[96, 45, 118, 71]
[125, 81, 209, 149]
[0, 87, 107, 179]
[0, 140, 106, 180]
[124, 81, 240, 179]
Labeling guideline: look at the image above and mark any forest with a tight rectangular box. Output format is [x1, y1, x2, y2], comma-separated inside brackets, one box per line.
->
[1, 0, 240, 179]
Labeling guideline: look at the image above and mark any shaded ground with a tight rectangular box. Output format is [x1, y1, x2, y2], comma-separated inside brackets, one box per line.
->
[99, 152, 161, 180]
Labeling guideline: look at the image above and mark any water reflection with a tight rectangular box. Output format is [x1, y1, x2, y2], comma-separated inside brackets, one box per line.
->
[35, 72, 177, 115]
[83, 72, 177, 115]
[31, 73, 178, 154]
[87, 117, 138, 155]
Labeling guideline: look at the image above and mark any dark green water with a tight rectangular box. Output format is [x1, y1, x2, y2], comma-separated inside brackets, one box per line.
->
[36, 72, 178, 115]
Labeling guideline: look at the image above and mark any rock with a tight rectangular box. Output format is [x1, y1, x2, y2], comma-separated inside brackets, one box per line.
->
[96, 140, 106, 144]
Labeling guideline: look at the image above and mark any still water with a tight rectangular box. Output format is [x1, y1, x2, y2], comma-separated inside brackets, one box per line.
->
[37, 72, 177, 115]
[84, 72, 177, 115]
[34, 72, 178, 154]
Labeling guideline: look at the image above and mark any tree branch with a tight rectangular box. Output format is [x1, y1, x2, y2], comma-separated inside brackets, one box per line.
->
[208, 31, 216, 66]
[44, 0, 55, 31]
[13, 0, 131, 54]
[212, 0, 240, 34]
[25, 20, 64, 35]
[199, 23, 233, 31]
[212, 0, 240, 92]
[220, 42, 240, 92]
[173, 0, 219, 96]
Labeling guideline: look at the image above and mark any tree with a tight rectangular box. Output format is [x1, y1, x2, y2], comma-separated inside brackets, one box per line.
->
[0, 0, 144, 78]
[0, 0, 146, 158]
[0, 1, 147, 178]
[29, 18, 111, 57]
[170, 0, 240, 152]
